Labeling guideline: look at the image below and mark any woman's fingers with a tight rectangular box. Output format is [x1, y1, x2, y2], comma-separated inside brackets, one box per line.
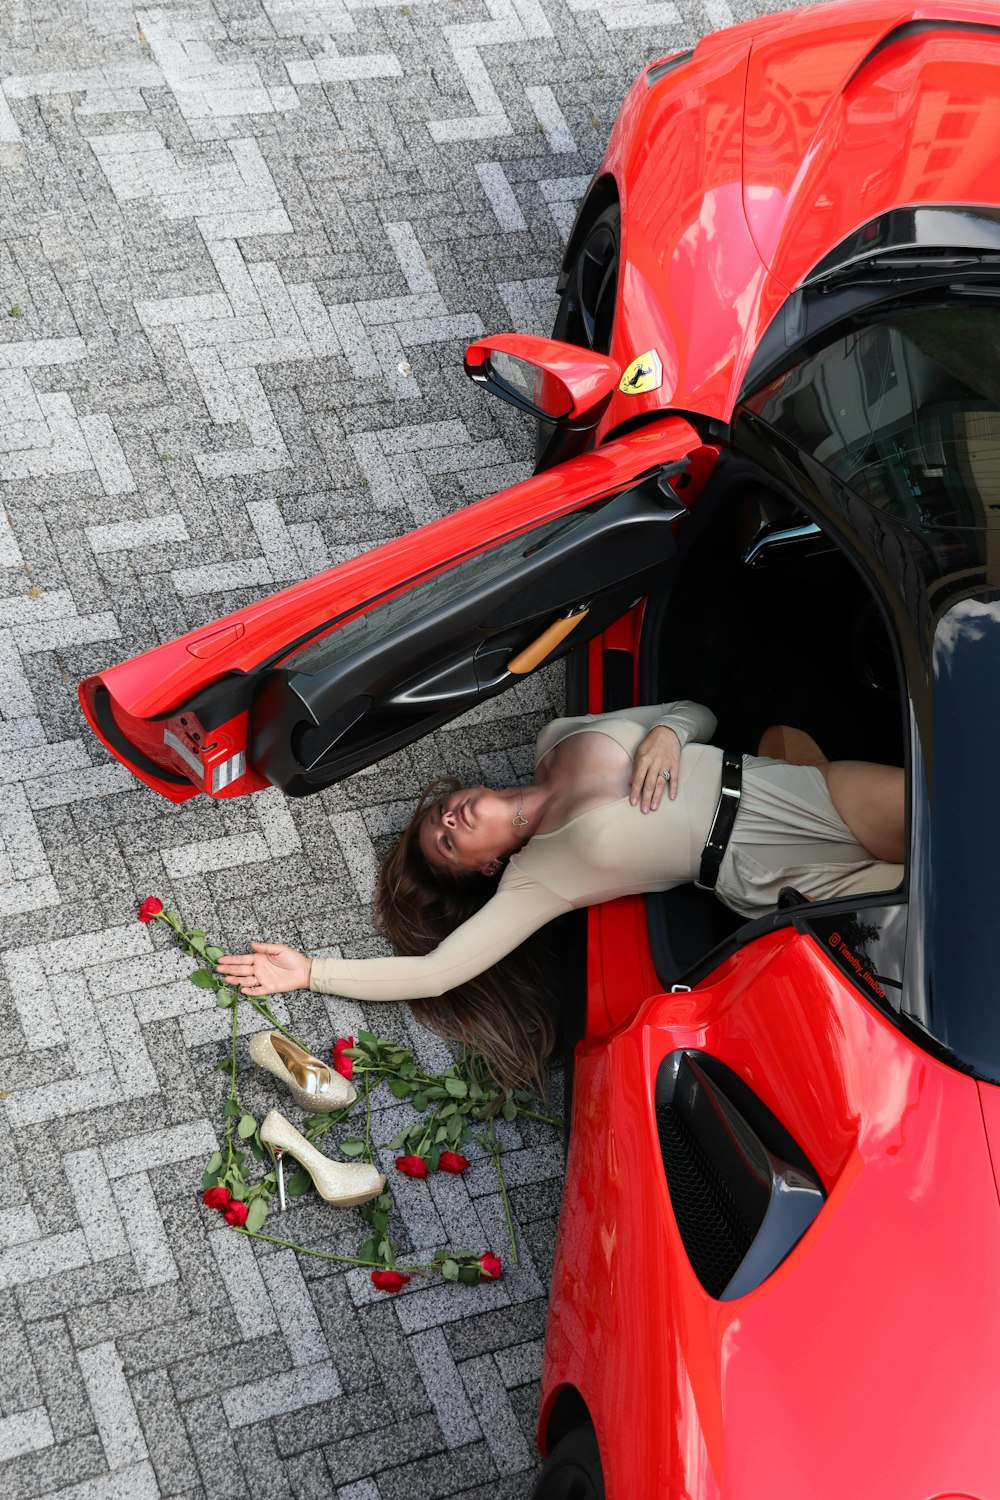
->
[630, 727, 682, 811]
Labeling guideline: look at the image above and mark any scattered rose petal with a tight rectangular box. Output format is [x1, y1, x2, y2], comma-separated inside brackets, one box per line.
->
[138, 896, 164, 923]
[438, 1151, 470, 1175]
[395, 1154, 428, 1180]
[371, 1269, 411, 1293]
[332, 1036, 354, 1080]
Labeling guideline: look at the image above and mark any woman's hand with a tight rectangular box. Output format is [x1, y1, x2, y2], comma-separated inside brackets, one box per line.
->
[630, 725, 681, 812]
[215, 942, 311, 996]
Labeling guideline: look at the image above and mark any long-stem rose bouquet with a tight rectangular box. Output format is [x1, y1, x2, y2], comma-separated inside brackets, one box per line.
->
[139, 899, 560, 1292]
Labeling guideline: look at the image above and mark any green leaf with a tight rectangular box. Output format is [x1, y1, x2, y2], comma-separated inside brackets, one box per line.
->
[434, 1126, 447, 1144]
[339, 1139, 366, 1157]
[444, 1076, 468, 1098]
[286, 1167, 313, 1198]
[248, 1137, 265, 1162]
[377, 1237, 391, 1261]
[447, 1115, 464, 1144]
[237, 1114, 257, 1139]
[215, 988, 236, 1009]
[357, 1234, 378, 1262]
[376, 1192, 393, 1211]
[201, 1169, 224, 1189]
[206, 1152, 223, 1175]
[357, 1029, 377, 1050]
[389, 1079, 412, 1100]
[229, 1178, 247, 1202]
[439, 1102, 457, 1119]
[224, 1099, 242, 1117]
[441, 1258, 459, 1282]
[205, 945, 224, 962]
[412, 1093, 429, 1113]
[502, 1099, 517, 1122]
[458, 1265, 480, 1285]
[387, 1128, 410, 1150]
[189, 968, 216, 989]
[245, 1198, 268, 1233]
[371, 1211, 388, 1233]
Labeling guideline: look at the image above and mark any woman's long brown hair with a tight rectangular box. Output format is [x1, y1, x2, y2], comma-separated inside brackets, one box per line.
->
[373, 779, 559, 1097]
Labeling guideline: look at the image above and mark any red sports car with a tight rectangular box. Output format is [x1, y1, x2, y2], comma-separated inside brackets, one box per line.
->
[80, 1, 1000, 1494]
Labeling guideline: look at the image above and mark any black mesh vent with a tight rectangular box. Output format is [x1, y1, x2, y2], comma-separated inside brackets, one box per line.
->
[656, 1102, 758, 1298]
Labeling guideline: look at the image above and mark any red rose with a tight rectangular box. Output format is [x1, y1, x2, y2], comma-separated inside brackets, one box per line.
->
[223, 1199, 249, 1227]
[332, 1036, 354, 1080]
[138, 896, 164, 923]
[395, 1155, 428, 1179]
[202, 1185, 232, 1211]
[371, 1269, 410, 1293]
[438, 1151, 470, 1175]
[479, 1252, 502, 1280]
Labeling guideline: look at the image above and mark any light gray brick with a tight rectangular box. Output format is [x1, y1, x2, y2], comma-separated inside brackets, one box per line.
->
[221, 1361, 342, 1427]
[102, 1121, 218, 1179]
[459, 1353, 533, 1475]
[86, 514, 189, 555]
[0, 1232, 91, 1291]
[259, 1249, 329, 1367]
[0, 1406, 54, 1461]
[409, 1328, 481, 1448]
[77, 1342, 148, 1469]
[111, 1175, 178, 1288]
[207, 1227, 279, 1341]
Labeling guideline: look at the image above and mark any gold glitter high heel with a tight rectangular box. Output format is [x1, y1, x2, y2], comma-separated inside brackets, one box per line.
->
[260, 1110, 385, 1208]
[249, 1030, 356, 1112]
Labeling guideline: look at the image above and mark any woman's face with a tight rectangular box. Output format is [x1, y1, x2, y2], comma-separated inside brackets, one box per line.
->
[418, 786, 514, 874]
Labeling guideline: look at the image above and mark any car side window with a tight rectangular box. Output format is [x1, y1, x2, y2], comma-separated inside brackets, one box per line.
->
[745, 306, 1000, 533]
[281, 503, 605, 678]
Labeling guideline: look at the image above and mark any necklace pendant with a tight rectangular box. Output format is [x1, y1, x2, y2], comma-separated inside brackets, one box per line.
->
[512, 803, 529, 830]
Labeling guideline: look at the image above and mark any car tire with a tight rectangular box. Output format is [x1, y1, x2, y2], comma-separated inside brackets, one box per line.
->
[536, 202, 621, 469]
[531, 1425, 606, 1500]
[553, 203, 621, 356]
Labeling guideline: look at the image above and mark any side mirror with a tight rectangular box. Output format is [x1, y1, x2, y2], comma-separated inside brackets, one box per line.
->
[464, 334, 621, 431]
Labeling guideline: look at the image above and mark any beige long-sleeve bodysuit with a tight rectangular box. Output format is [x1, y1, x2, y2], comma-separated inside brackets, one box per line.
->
[309, 702, 903, 1002]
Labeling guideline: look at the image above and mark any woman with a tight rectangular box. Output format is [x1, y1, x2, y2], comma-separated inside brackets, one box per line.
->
[218, 702, 904, 1092]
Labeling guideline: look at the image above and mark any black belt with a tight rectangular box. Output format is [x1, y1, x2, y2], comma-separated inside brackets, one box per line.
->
[696, 752, 743, 891]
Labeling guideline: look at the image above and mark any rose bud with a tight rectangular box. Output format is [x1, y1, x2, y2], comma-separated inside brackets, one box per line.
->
[438, 1151, 470, 1175]
[223, 1200, 249, 1227]
[138, 896, 164, 923]
[202, 1185, 232, 1211]
[479, 1252, 502, 1280]
[332, 1036, 354, 1080]
[395, 1155, 429, 1180]
[371, 1269, 411, 1293]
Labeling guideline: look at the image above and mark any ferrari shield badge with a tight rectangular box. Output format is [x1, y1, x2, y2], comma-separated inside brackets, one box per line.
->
[618, 349, 663, 395]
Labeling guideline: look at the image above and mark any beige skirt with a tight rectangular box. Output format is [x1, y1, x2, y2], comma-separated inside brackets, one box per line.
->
[714, 755, 903, 919]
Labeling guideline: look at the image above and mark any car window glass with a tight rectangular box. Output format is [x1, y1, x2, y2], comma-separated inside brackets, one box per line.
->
[745, 307, 1000, 533]
[281, 503, 603, 678]
[803, 905, 907, 1016]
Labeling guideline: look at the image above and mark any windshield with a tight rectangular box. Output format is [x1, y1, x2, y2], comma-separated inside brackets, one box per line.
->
[745, 305, 1000, 534]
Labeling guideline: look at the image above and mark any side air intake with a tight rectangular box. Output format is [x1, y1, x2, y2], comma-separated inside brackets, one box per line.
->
[656, 1051, 825, 1300]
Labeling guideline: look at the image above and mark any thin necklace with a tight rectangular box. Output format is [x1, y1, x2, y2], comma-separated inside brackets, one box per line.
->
[511, 790, 528, 830]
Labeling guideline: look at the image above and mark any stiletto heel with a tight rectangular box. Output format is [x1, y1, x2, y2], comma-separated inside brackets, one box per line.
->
[260, 1110, 385, 1207]
[273, 1148, 287, 1213]
[249, 1030, 356, 1112]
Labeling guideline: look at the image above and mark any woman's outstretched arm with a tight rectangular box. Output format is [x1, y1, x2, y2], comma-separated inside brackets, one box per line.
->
[215, 867, 573, 1002]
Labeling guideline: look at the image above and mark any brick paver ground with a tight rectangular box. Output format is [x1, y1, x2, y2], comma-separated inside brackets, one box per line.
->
[1, 1, 782, 1495]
